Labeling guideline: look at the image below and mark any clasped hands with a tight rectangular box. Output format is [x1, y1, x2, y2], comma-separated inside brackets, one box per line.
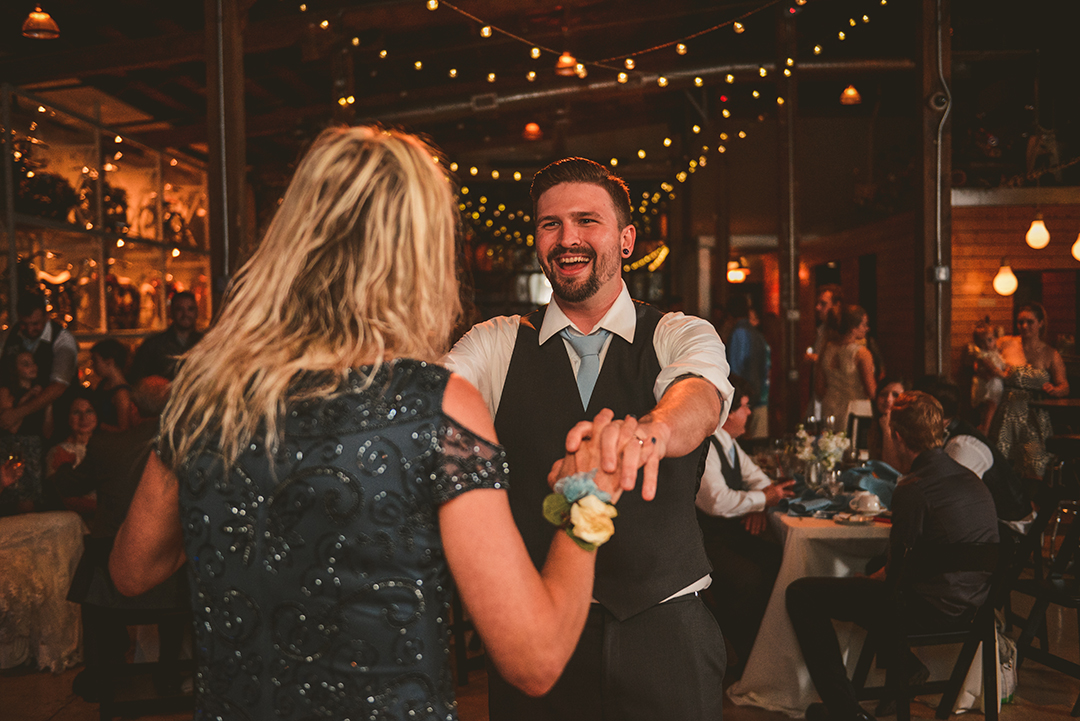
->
[547, 409, 669, 504]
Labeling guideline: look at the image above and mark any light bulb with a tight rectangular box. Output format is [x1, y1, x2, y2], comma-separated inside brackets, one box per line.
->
[1026, 216, 1050, 249]
[1072, 233, 1080, 262]
[992, 261, 1018, 296]
[727, 268, 747, 283]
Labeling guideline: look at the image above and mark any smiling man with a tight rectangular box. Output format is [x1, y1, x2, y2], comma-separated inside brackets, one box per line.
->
[447, 157, 733, 721]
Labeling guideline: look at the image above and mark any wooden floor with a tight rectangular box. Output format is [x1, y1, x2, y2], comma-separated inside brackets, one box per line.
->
[3, 590, 1079, 720]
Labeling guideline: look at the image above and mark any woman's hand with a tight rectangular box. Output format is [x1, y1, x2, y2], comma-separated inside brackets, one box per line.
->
[549, 409, 642, 505]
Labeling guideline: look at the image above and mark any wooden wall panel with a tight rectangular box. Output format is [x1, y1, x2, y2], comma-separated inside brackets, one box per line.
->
[950, 204, 1080, 374]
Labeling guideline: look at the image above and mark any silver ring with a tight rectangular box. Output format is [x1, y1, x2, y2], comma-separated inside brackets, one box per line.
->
[635, 437, 646, 446]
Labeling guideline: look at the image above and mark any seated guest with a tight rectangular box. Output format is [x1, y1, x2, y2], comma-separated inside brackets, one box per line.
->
[0, 350, 53, 437]
[45, 377, 185, 701]
[129, 291, 202, 382]
[696, 374, 794, 674]
[918, 377, 1031, 526]
[0, 350, 52, 515]
[46, 392, 98, 474]
[867, 377, 906, 462]
[786, 391, 998, 721]
[90, 338, 136, 433]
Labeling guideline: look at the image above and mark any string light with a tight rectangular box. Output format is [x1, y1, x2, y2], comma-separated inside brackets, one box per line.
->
[694, 76, 703, 87]
[379, 50, 387, 58]
[733, 22, 744, 33]
[526, 71, 536, 81]
[352, 37, 360, 46]
[618, 72, 628, 83]
[530, 47, 541, 59]
[692, 124, 701, 134]
[319, 19, 329, 29]
[487, 72, 496, 82]
[426, 0, 438, 9]
[625, 58, 636, 70]
[480, 25, 492, 37]
[638, 149, 646, 159]
[414, 60, 423, 70]
[676, 43, 687, 55]
[663, 137, 672, 147]
[725, 74, 735, 83]
[449, 68, 457, 77]
[657, 76, 668, 87]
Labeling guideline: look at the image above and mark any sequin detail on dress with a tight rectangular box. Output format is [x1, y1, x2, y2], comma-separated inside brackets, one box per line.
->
[175, 360, 508, 721]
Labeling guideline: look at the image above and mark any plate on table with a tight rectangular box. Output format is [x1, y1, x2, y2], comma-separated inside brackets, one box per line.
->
[833, 512, 878, 525]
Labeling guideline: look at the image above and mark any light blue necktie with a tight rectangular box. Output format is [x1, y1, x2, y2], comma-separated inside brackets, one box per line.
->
[561, 328, 611, 409]
[728, 443, 737, 466]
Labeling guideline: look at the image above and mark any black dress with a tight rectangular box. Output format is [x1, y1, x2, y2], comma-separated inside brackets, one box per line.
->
[174, 360, 508, 721]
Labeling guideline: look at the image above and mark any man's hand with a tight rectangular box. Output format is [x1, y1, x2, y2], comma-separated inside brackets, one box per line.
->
[742, 511, 768, 535]
[0, 408, 24, 434]
[763, 480, 796, 507]
[554, 410, 642, 505]
[1, 457, 25, 491]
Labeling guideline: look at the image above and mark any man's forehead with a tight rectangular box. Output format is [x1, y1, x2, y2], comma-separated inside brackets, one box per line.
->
[817, 291, 833, 304]
[537, 182, 617, 218]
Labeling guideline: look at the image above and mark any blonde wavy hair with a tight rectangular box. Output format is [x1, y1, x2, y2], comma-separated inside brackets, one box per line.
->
[160, 126, 460, 468]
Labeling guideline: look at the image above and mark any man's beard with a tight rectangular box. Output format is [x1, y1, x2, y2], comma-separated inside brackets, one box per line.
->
[541, 246, 617, 304]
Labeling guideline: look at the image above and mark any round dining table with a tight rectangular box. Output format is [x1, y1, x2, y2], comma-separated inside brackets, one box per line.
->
[0, 511, 85, 672]
[727, 513, 1000, 717]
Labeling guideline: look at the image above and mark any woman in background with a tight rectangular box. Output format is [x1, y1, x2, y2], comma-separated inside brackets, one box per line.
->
[816, 304, 877, 434]
[989, 302, 1069, 481]
[110, 126, 648, 721]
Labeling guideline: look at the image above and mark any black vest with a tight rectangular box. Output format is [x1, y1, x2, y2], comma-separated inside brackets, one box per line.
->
[1, 319, 63, 388]
[947, 418, 1029, 521]
[494, 302, 712, 621]
[712, 434, 745, 491]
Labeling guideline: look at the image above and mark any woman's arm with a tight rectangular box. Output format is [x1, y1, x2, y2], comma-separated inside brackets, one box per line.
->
[855, 346, 877, 400]
[1044, 349, 1070, 397]
[439, 374, 625, 696]
[109, 452, 186, 596]
[814, 348, 828, 400]
[113, 387, 137, 431]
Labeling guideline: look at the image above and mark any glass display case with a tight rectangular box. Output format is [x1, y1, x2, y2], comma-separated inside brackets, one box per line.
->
[1, 85, 212, 338]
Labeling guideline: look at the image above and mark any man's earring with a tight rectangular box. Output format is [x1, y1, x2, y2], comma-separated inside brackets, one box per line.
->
[622, 248, 631, 257]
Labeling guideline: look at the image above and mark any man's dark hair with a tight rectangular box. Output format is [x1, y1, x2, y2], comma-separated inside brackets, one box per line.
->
[890, 391, 944, 454]
[914, 375, 961, 420]
[171, 290, 196, 308]
[16, 293, 46, 319]
[727, 373, 757, 412]
[817, 284, 844, 305]
[91, 338, 129, 368]
[530, 157, 633, 229]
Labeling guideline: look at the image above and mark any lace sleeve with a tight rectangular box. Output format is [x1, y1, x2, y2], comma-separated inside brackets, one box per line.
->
[433, 414, 510, 505]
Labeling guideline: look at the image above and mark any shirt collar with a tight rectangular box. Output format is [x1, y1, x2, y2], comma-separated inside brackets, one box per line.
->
[22, 322, 52, 351]
[537, 281, 637, 345]
[713, 427, 735, 453]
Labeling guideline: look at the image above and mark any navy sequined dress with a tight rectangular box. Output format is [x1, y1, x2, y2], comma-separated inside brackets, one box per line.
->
[174, 360, 508, 721]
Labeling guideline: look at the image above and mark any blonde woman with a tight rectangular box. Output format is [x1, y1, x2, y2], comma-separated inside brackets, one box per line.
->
[109, 127, 644, 721]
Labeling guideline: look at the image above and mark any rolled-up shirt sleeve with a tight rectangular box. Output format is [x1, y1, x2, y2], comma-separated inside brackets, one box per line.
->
[50, 330, 78, 386]
[653, 313, 733, 427]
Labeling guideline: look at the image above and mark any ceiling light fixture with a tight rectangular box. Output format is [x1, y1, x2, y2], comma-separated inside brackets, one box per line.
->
[840, 85, 862, 105]
[555, 51, 577, 76]
[22, 5, 59, 39]
[1025, 214, 1050, 249]
[992, 259, 1018, 296]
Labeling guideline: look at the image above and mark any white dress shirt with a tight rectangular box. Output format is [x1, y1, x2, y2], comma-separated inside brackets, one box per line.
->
[0, 322, 78, 386]
[445, 282, 733, 422]
[695, 427, 774, 518]
[944, 435, 994, 479]
[445, 282, 732, 602]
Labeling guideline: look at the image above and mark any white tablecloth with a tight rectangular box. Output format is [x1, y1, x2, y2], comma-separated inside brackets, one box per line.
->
[727, 514, 891, 716]
[0, 511, 85, 672]
[727, 514, 997, 717]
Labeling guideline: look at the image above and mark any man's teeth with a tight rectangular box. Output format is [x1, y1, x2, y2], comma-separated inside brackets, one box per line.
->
[559, 255, 590, 265]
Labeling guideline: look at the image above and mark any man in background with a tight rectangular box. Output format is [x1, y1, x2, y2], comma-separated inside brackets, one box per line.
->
[130, 291, 202, 381]
[787, 391, 998, 721]
[697, 374, 794, 676]
[0, 293, 77, 432]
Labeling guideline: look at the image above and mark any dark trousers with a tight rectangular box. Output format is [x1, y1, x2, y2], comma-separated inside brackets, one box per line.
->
[488, 594, 726, 721]
[786, 577, 963, 719]
[699, 515, 782, 666]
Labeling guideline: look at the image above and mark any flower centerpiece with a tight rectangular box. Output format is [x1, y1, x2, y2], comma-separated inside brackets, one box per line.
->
[794, 426, 850, 489]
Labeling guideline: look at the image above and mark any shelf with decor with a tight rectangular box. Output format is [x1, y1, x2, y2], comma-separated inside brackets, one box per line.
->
[1, 85, 212, 341]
